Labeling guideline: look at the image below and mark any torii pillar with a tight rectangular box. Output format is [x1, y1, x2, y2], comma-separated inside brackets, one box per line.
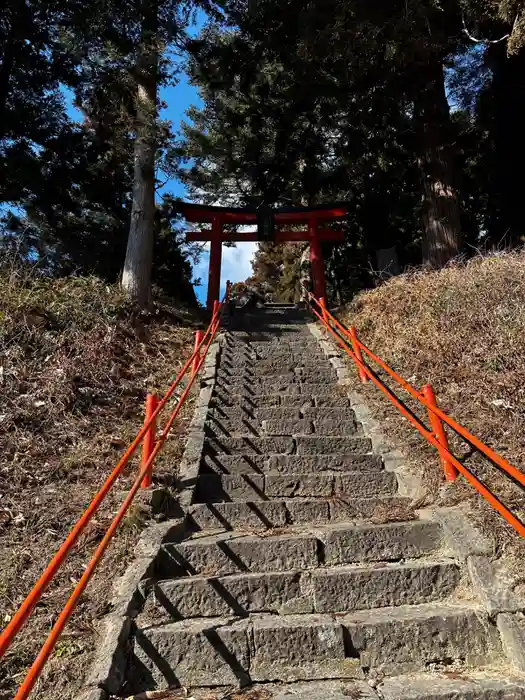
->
[308, 216, 327, 300]
[208, 216, 223, 311]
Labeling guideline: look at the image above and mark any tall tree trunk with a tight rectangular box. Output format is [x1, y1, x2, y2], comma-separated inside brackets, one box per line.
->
[121, 0, 158, 306]
[415, 59, 462, 268]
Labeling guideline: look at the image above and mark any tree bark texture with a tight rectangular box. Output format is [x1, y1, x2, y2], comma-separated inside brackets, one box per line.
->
[415, 59, 462, 268]
[121, 0, 158, 306]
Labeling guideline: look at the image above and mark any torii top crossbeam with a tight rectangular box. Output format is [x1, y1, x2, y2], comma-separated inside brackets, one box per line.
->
[175, 202, 349, 309]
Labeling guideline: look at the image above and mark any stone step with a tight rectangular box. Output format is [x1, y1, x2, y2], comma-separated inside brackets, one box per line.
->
[187, 496, 413, 530]
[214, 379, 339, 396]
[204, 418, 313, 438]
[220, 353, 327, 367]
[218, 356, 329, 369]
[132, 604, 500, 688]
[208, 406, 356, 423]
[262, 418, 357, 437]
[158, 530, 319, 578]
[203, 418, 358, 438]
[158, 520, 442, 578]
[186, 676, 525, 700]
[247, 339, 319, 347]
[204, 435, 371, 455]
[216, 373, 338, 387]
[344, 603, 502, 673]
[379, 671, 525, 699]
[210, 392, 352, 409]
[201, 453, 384, 475]
[142, 559, 460, 621]
[223, 343, 319, 355]
[217, 373, 298, 386]
[195, 470, 397, 501]
[217, 367, 335, 381]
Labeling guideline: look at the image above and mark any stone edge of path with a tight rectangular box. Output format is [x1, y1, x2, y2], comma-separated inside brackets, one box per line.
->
[79, 339, 222, 700]
[307, 320, 525, 674]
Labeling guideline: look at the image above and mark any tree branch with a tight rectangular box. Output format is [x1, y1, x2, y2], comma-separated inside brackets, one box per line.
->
[462, 15, 510, 44]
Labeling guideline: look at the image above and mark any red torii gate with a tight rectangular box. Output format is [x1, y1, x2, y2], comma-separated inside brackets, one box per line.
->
[177, 202, 348, 309]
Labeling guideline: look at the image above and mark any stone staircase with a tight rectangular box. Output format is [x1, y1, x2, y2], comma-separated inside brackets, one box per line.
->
[126, 306, 525, 699]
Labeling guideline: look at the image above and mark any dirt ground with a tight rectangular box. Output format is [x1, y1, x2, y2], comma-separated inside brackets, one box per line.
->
[0, 272, 206, 699]
[339, 252, 525, 571]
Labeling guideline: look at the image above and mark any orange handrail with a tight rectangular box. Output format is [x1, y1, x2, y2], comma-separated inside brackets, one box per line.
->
[1, 287, 229, 699]
[308, 294, 525, 540]
[309, 294, 525, 489]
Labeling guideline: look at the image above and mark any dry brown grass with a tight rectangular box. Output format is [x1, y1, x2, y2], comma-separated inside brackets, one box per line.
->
[341, 251, 525, 562]
[0, 260, 205, 699]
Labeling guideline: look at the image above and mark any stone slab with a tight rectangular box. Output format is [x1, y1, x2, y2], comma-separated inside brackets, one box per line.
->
[312, 561, 460, 613]
[322, 521, 443, 566]
[297, 383, 342, 396]
[216, 381, 303, 396]
[467, 556, 525, 615]
[314, 396, 352, 407]
[196, 473, 266, 501]
[329, 496, 414, 523]
[250, 614, 359, 682]
[208, 406, 257, 420]
[295, 366, 336, 379]
[133, 617, 250, 688]
[216, 375, 299, 390]
[296, 436, 372, 455]
[313, 418, 358, 435]
[265, 473, 336, 498]
[204, 436, 295, 455]
[277, 395, 318, 407]
[187, 500, 288, 530]
[159, 532, 318, 577]
[285, 499, 332, 524]
[380, 672, 525, 699]
[497, 612, 525, 672]
[144, 571, 303, 619]
[267, 454, 383, 473]
[200, 453, 384, 475]
[337, 471, 397, 497]
[201, 453, 270, 474]
[433, 507, 493, 562]
[224, 680, 378, 700]
[302, 407, 356, 421]
[204, 418, 262, 438]
[343, 603, 501, 671]
[257, 408, 302, 422]
[262, 419, 314, 435]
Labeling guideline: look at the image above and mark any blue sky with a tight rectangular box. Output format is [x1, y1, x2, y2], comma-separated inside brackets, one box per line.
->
[62, 13, 256, 306]
[158, 72, 257, 304]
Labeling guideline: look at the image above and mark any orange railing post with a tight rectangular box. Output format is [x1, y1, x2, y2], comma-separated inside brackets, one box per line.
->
[319, 296, 328, 325]
[349, 326, 368, 383]
[212, 299, 221, 332]
[422, 384, 457, 482]
[192, 330, 203, 378]
[141, 393, 158, 488]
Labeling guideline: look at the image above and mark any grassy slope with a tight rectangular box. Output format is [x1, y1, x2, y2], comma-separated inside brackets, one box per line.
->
[0, 269, 202, 699]
[341, 252, 525, 561]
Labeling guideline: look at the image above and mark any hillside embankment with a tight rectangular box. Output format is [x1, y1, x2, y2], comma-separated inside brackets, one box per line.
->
[341, 252, 525, 564]
[0, 267, 202, 699]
